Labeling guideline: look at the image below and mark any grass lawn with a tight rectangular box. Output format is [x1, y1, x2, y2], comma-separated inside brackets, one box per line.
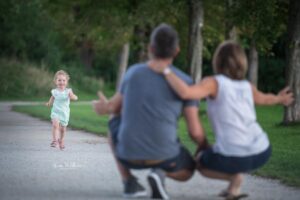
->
[13, 103, 300, 187]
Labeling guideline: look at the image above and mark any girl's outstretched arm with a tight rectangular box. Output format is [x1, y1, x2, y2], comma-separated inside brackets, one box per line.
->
[252, 86, 294, 106]
[69, 89, 78, 101]
[45, 96, 54, 107]
[163, 68, 218, 100]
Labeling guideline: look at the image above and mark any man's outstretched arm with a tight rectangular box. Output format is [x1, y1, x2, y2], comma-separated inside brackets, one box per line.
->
[93, 91, 122, 115]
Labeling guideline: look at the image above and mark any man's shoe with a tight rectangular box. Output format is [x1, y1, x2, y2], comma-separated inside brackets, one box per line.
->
[147, 169, 169, 200]
[123, 175, 147, 198]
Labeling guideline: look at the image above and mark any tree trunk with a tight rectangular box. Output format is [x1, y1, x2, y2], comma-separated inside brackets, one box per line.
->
[283, 0, 300, 124]
[188, 0, 204, 83]
[116, 43, 130, 89]
[133, 24, 151, 62]
[248, 40, 258, 87]
[225, 0, 238, 41]
[79, 39, 95, 70]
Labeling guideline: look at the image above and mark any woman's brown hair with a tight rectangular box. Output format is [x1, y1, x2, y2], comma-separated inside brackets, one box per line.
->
[212, 41, 248, 80]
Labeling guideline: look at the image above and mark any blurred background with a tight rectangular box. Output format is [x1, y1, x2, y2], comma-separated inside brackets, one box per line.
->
[0, 0, 294, 101]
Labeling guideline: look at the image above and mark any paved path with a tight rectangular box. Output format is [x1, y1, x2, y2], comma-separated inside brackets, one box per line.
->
[0, 102, 300, 200]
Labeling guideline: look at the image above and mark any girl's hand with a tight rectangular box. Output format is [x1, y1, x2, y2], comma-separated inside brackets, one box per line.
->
[278, 87, 294, 106]
[69, 89, 78, 101]
[45, 102, 51, 107]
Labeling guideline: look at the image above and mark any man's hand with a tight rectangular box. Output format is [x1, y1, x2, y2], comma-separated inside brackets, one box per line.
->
[92, 91, 110, 115]
[194, 138, 210, 158]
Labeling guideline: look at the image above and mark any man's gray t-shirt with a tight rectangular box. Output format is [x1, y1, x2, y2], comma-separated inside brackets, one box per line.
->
[116, 63, 198, 160]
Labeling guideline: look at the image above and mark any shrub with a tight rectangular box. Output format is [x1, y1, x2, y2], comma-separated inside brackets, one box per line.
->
[0, 59, 52, 99]
[0, 58, 107, 100]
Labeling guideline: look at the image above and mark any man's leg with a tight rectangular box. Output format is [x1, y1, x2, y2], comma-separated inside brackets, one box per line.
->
[107, 134, 131, 181]
[166, 169, 194, 181]
[108, 116, 147, 198]
[147, 146, 195, 200]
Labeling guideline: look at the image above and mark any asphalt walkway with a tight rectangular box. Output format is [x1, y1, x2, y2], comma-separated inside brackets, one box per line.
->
[0, 102, 299, 200]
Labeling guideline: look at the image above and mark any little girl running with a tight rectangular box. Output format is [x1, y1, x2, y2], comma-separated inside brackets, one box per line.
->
[157, 41, 294, 200]
[46, 70, 78, 150]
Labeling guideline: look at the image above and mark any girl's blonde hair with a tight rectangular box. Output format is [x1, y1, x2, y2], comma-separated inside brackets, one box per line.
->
[53, 70, 70, 82]
[212, 40, 248, 80]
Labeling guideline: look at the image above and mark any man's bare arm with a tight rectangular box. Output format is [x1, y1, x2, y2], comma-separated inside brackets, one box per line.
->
[92, 92, 122, 115]
[183, 106, 206, 146]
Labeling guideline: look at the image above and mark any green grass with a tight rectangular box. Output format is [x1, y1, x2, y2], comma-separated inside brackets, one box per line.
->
[254, 106, 300, 187]
[13, 104, 300, 187]
[13, 103, 110, 134]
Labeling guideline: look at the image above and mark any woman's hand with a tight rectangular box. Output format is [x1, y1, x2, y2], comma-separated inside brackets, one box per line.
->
[277, 87, 294, 106]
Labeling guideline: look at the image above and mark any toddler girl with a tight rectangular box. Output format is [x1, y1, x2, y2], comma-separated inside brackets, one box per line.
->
[158, 41, 294, 200]
[46, 70, 78, 150]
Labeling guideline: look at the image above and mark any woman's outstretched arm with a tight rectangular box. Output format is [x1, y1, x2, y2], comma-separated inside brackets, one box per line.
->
[163, 68, 217, 100]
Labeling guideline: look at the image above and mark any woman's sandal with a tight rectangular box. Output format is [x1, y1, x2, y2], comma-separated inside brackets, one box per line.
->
[50, 140, 57, 148]
[218, 190, 229, 197]
[58, 139, 65, 150]
[225, 193, 249, 200]
[218, 190, 248, 200]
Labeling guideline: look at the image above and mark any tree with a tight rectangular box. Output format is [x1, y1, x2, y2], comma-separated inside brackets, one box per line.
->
[283, 0, 300, 124]
[225, 0, 237, 41]
[116, 43, 130, 89]
[0, 0, 61, 64]
[188, 0, 204, 82]
[231, 0, 286, 87]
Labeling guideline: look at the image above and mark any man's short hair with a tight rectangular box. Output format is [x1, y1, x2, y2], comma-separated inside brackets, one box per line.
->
[150, 23, 179, 59]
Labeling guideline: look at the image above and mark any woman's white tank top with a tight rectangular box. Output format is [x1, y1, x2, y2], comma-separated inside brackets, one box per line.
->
[207, 75, 269, 156]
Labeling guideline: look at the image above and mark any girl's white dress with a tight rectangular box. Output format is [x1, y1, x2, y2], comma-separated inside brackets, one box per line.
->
[50, 88, 71, 126]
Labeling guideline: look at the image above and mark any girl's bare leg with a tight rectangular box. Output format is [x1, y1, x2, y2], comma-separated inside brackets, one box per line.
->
[59, 125, 66, 149]
[51, 119, 60, 144]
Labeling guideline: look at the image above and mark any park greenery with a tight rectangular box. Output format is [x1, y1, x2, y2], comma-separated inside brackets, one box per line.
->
[13, 104, 300, 187]
[0, 0, 294, 94]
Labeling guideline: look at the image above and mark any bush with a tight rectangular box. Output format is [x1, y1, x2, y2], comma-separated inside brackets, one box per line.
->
[0, 59, 53, 99]
[258, 57, 285, 93]
[0, 59, 109, 100]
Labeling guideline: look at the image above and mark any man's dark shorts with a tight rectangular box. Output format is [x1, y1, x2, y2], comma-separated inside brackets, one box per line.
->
[108, 116, 195, 173]
[199, 145, 272, 174]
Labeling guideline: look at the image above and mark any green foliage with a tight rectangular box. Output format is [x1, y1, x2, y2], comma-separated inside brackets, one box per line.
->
[231, 0, 288, 53]
[0, 0, 289, 89]
[202, 0, 225, 60]
[0, 59, 109, 100]
[0, 0, 63, 65]
[0, 59, 53, 99]
[258, 57, 285, 93]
